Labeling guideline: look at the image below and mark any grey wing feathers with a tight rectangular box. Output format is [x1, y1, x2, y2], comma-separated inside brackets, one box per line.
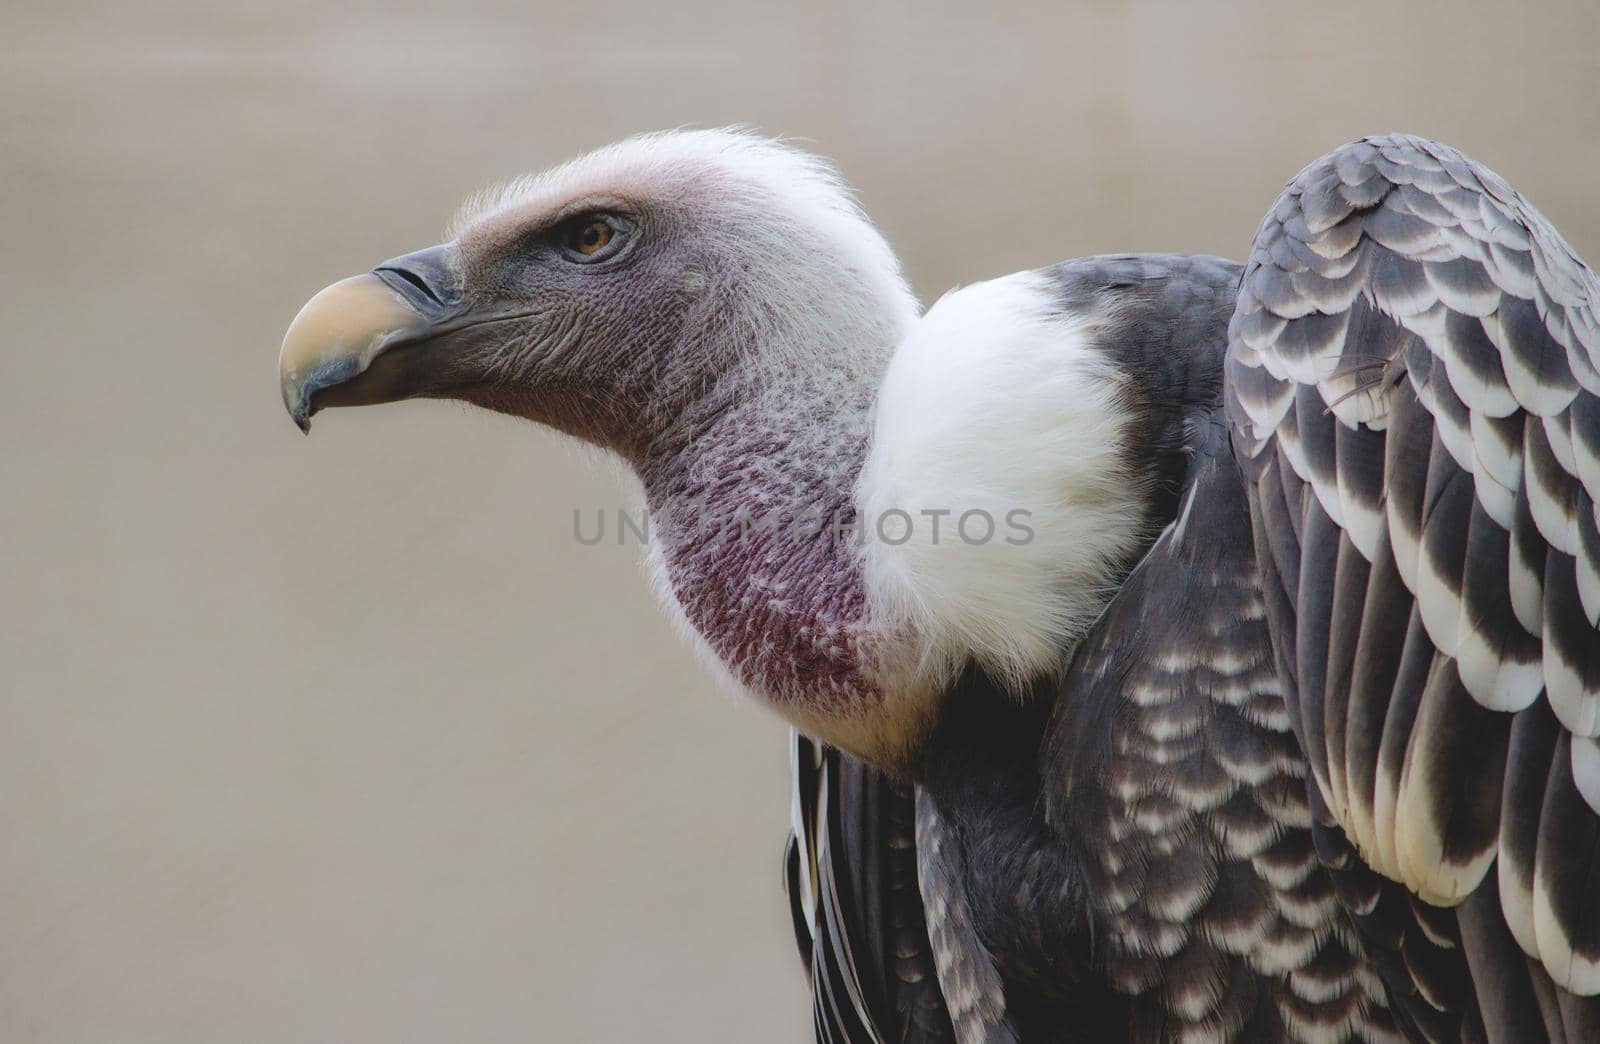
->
[785, 733, 957, 1043]
[1045, 422, 1400, 1042]
[1225, 133, 1600, 1035]
[913, 791, 1021, 1044]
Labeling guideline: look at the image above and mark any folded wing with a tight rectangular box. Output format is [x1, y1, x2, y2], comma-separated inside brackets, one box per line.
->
[1225, 134, 1600, 1034]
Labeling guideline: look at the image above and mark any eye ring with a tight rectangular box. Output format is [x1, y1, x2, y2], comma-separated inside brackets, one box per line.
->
[557, 214, 628, 263]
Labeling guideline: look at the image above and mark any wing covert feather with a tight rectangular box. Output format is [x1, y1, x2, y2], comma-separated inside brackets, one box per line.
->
[1045, 432, 1402, 1041]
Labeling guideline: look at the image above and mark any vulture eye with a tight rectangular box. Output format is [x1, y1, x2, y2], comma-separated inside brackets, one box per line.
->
[558, 215, 625, 262]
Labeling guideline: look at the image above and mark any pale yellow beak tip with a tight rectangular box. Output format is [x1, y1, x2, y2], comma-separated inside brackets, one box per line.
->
[278, 273, 419, 432]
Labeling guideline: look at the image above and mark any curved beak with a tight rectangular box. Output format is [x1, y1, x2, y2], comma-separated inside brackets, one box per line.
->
[278, 244, 464, 432]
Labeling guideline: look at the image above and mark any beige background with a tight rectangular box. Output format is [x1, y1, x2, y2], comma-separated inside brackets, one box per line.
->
[2, 1, 1597, 1041]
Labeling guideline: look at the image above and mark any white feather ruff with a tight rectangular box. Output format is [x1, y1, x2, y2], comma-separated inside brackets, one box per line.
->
[857, 272, 1147, 694]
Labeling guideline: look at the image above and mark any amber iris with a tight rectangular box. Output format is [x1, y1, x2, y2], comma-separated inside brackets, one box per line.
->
[568, 219, 613, 256]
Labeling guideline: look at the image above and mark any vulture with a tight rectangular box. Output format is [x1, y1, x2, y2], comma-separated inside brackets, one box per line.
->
[278, 130, 1600, 1043]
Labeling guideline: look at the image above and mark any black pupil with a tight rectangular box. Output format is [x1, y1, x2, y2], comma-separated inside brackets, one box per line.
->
[579, 223, 603, 249]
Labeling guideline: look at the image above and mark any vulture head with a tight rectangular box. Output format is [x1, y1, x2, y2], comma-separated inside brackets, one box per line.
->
[280, 130, 916, 452]
[281, 130, 1143, 771]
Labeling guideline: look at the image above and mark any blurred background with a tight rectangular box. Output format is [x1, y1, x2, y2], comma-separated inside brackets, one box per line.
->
[2, 1, 1597, 1040]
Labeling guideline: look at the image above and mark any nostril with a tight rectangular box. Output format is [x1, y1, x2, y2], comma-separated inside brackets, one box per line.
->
[375, 264, 444, 308]
[371, 244, 463, 314]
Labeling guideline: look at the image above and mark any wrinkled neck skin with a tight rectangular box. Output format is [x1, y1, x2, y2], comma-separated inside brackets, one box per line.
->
[631, 310, 929, 770]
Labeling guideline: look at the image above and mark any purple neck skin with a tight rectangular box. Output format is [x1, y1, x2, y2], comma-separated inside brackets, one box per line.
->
[633, 373, 883, 716]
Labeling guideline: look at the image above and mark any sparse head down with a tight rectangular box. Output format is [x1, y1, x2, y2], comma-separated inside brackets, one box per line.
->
[282, 129, 917, 453]
[279, 129, 1144, 770]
